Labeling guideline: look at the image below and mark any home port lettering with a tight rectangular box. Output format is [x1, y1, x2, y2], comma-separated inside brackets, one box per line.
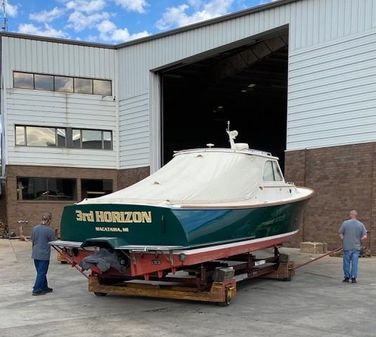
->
[75, 210, 152, 224]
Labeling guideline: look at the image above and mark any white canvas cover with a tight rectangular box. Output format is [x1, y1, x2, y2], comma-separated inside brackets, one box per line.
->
[80, 150, 268, 206]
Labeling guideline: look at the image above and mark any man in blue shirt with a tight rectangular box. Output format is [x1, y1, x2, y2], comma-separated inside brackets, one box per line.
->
[31, 212, 56, 296]
[338, 210, 367, 284]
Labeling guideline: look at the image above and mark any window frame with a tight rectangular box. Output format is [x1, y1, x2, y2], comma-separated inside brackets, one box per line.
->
[93, 79, 112, 96]
[13, 71, 34, 90]
[74, 77, 93, 95]
[15, 125, 67, 148]
[272, 161, 284, 182]
[13, 71, 112, 96]
[76, 128, 113, 150]
[81, 178, 113, 199]
[34, 73, 54, 91]
[54, 75, 74, 93]
[263, 160, 285, 183]
[15, 125, 112, 150]
[16, 176, 77, 202]
[15, 125, 27, 146]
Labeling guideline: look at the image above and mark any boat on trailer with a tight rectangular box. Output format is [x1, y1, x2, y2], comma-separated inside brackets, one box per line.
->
[51, 127, 313, 304]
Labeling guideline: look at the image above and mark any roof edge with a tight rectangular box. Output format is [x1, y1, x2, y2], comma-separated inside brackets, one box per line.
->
[0, 0, 300, 50]
[117, 0, 300, 48]
[0, 31, 116, 49]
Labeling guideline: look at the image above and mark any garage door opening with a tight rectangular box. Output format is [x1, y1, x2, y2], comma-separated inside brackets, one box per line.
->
[160, 29, 288, 170]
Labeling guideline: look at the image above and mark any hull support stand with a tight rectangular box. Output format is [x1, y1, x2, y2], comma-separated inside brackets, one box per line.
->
[86, 247, 294, 306]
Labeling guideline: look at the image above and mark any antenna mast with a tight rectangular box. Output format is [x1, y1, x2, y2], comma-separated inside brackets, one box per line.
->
[1, 0, 7, 32]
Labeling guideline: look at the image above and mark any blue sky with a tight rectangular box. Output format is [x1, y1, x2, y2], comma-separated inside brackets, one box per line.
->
[2, 0, 276, 44]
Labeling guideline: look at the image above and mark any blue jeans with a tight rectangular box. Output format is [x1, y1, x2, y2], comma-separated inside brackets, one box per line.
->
[33, 259, 50, 293]
[343, 250, 360, 279]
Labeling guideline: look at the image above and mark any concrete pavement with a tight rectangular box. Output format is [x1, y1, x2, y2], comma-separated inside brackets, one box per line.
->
[1, 239, 375, 337]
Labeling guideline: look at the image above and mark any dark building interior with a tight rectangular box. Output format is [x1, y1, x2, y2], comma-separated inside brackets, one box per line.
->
[161, 29, 288, 169]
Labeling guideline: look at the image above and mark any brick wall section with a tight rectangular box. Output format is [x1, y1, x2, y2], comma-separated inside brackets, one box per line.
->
[5, 165, 151, 236]
[0, 184, 7, 234]
[285, 143, 376, 253]
[6, 165, 118, 235]
[118, 167, 150, 189]
[3, 165, 152, 235]
[0, 187, 6, 222]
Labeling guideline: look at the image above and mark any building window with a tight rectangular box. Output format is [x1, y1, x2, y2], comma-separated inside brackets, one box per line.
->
[15, 126, 26, 145]
[34, 74, 54, 91]
[81, 179, 113, 199]
[74, 78, 93, 94]
[16, 125, 66, 147]
[13, 71, 112, 96]
[13, 72, 33, 89]
[16, 125, 112, 150]
[82, 129, 102, 149]
[93, 79, 112, 96]
[27, 126, 56, 147]
[57, 128, 67, 147]
[54, 76, 73, 92]
[103, 131, 112, 150]
[72, 129, 112, 150]
[17, 177, 76, 201]
[15, 126, 66, 147]
[72, 129, 81, 148]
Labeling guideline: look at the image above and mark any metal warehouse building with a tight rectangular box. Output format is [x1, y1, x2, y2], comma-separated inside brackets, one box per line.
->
[1, 0, 376, 252]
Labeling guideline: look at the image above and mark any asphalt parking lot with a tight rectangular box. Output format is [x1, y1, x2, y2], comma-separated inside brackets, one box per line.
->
[1, 239, 376, 337]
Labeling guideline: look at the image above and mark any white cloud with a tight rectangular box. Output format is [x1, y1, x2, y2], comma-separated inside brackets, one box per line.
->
[97, 19, 116, 33]
[115, 0, 148, 13]
[97, 19, 149, 43]
[5, 1, 18, 17]
[156, 0, 234, 30]
[64, 0, 106, 14]
[18, 23, 68, 38]
[68, 10, 110, 31]
[29, 7, 65, 23]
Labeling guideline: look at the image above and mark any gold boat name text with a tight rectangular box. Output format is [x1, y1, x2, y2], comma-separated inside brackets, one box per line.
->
[76, 210, 152, 223]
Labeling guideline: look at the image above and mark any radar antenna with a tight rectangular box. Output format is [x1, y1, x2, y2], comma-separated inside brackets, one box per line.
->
[1, 0, 7, 32]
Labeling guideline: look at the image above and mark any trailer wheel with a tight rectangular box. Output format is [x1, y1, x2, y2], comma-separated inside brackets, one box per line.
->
[94, 292, 107, 297]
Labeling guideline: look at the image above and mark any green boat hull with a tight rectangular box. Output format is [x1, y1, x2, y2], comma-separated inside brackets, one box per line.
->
[60, 199, 308, 249]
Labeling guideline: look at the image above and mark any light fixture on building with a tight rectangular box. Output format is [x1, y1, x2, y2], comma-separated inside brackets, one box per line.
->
[213, 105, 224, 113]
[247, 83, 256, 88]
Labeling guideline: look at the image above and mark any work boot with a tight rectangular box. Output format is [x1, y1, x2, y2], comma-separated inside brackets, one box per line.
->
[351, 278, 357, 283]
[342, 277, 349, 283]
[32, 290, 47, 296]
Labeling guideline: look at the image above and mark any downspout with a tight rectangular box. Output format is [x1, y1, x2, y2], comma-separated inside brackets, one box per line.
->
[114, 48, 120, 178]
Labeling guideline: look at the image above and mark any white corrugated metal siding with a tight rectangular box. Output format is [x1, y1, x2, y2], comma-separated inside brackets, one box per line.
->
[288, 29, 376, 149]
[6, 89, 117, 168]
[118, 92, 150, 168]
[4, 0, 376, 170]
[117, 0, 376, 169]
[2, 37, 115, 86]
[2, 37, 117, 169]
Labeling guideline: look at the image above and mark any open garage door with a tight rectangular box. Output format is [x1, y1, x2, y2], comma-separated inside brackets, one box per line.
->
[161, 29, 288, 170]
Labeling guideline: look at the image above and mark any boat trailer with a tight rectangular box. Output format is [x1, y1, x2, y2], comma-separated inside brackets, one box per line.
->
[52, 241, 294, 306]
